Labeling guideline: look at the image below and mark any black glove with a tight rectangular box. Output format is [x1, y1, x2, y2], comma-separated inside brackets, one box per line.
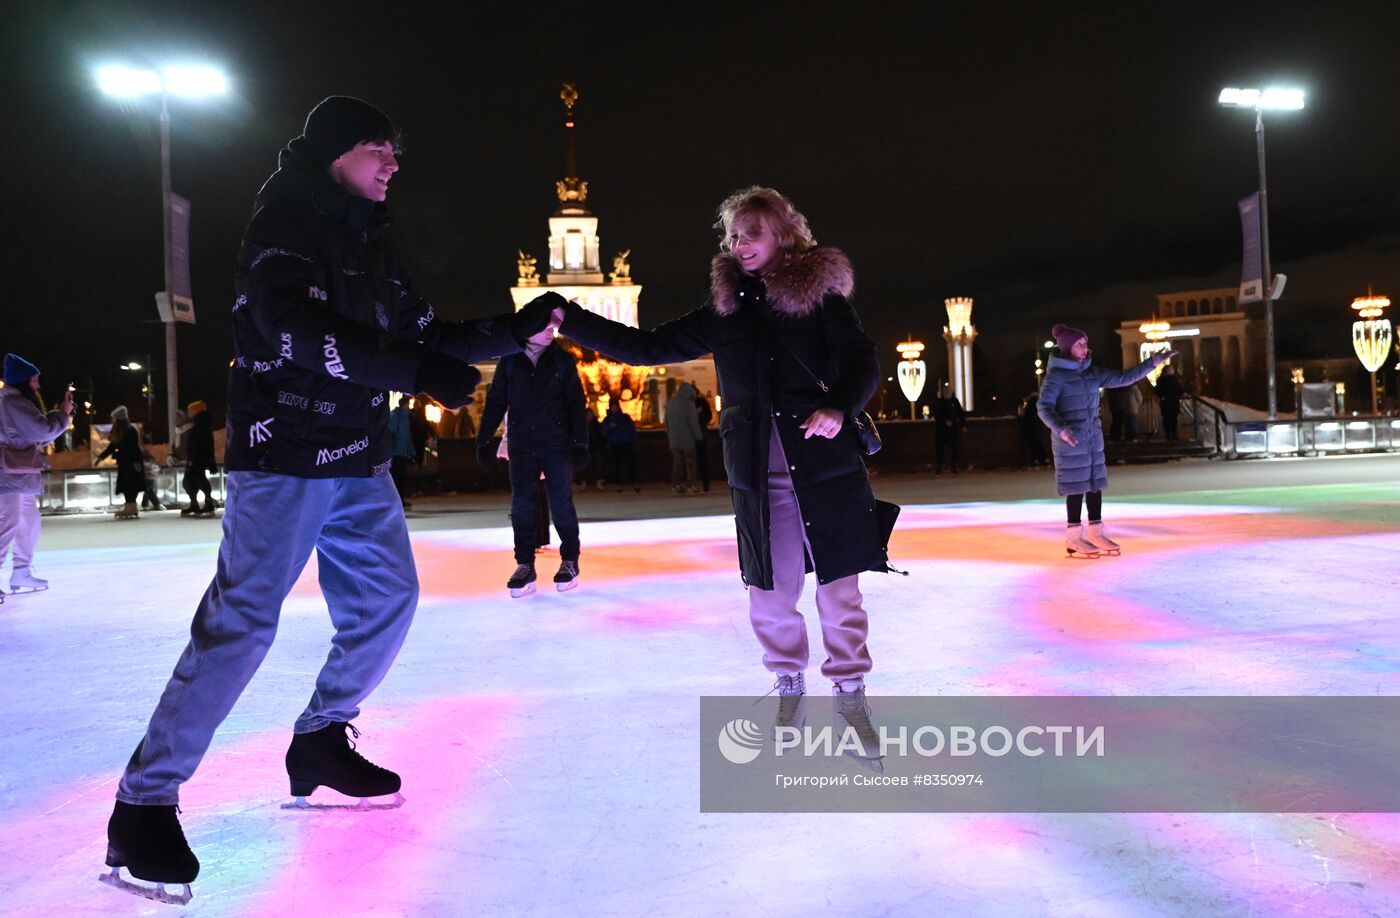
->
[414, 353, 481, 410]
[571, 446, 590, 471]
[509, 291, 568, 344]
[476, 440, 497, 471]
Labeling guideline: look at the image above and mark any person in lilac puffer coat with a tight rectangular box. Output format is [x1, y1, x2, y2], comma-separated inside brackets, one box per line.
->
[1038, 325, 1175, 558]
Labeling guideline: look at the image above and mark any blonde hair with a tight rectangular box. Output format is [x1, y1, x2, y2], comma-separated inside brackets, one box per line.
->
[714, 186, 816, 257]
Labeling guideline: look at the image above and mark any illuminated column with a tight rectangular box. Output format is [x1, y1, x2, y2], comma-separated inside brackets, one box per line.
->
[1350, 290, 1392, 415]
[895, 338, 926, 420]
[942, 297, 977, 410]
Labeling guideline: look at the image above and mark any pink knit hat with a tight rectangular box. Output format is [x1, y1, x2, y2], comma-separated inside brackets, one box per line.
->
[1051, 324, 1087, 351]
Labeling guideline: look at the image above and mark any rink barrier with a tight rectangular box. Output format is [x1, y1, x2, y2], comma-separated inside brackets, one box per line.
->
[1226, 416, 1400, 458]
[37, 464, 226, 514]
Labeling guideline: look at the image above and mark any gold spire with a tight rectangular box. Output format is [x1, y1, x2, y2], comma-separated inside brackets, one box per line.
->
[555, 82, 589, 210]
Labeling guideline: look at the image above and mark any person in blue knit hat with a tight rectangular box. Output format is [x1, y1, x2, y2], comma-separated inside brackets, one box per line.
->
[0, 354, 73, 595]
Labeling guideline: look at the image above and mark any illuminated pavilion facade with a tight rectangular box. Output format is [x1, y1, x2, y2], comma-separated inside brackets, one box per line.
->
[1115, 287, 1265, 405]
[500, 84, 717, 427]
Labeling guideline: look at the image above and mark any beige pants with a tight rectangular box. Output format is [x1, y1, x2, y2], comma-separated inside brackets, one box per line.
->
[0, 492, 41, 579]
[747, 425, 871, 684]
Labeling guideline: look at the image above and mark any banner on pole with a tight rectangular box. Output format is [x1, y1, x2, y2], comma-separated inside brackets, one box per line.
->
[170, 193, 195, 324]
[1238, 193, 1263, 304]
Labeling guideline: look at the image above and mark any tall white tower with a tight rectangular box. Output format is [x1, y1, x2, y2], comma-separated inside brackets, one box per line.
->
[942, 297, 977, 410]
[510, 83, 641, 328]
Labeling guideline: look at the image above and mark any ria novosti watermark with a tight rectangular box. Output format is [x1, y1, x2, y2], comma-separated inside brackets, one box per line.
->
[770, 721, 1103, 760]
[700, 696, 1400, 813]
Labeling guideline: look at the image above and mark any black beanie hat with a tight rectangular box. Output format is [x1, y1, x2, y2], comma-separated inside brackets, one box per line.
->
[299, 96, 397, 169]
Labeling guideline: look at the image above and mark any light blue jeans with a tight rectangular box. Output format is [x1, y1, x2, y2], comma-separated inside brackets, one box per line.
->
[117, 471, 418, 805]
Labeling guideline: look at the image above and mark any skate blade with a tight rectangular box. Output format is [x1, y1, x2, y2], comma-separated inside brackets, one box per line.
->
[555, 579, 578, 592]
[843, 751, 885, 774]
[1065, 550, 1099, 559]
[509, 583, 537, 598]
[5, 586, 46, 595]
[281, 791, 405, 811]
[99, 868, 193, 906]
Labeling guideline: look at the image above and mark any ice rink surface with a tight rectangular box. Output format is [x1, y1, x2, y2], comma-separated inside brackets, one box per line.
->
[2, 458, 1400, 916]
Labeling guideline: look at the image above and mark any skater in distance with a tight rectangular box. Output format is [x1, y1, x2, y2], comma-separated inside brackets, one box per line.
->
[475, 317, 589, 597]
[553, 186, 893, 772]
[102, 95, 566, 906]
[0, 353, 73, 599]
[1037, 324, 1176, 559]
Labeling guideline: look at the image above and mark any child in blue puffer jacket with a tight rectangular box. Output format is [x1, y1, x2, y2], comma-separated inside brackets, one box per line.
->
[1038, 324, 1176, 557]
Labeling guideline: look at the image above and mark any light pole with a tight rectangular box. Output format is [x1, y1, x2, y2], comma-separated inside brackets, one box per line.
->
[120, 359, 155, 428]
[98, 63, 228, 443]
[1219, 86, 1304, 420]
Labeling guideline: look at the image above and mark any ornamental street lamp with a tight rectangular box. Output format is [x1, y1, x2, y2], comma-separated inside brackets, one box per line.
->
[895, 339, 927, 420]
[98, 63, 228, 443]
[1219, 85, 1305, 420]
[1350, 290, 1391, 415]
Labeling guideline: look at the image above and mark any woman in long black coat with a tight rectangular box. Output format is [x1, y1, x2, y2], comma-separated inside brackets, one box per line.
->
[558, 187, 886, 769]
[97, 406, 145, 519]
[182, 401, 219, 516]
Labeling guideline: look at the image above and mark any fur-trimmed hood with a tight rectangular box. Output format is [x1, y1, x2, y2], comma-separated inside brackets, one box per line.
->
[710, 246, 854, 317]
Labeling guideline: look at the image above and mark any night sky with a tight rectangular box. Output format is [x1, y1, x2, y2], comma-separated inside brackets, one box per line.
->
[9, 0, 1400, 428]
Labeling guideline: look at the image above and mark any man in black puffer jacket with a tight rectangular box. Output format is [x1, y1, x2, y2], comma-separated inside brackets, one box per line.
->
[476, 325, 590, 595]
[105, 96, 565, 896]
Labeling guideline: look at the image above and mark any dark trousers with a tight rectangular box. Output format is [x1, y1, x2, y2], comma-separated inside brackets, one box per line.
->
[389, 455, 409, 503]
[935, 433, 961, 471]
[606, 443, 639, 486]
[532, 477, 551, 547]
[695, 432, 711, 491]
[1022, 431, 1047, 466]
[508, 451, 580, 564]
[1162, 412, 1179, 441]
[183, 466, 212, 508]
[1066, 490, 1103, 524]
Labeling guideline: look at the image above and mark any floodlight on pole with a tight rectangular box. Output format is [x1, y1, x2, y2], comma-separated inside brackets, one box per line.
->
[97, 63, 228, 445]
[1218, 87, 1304, 110]
[120, 357, 155, 428]
[1218, 85, 1305, 420]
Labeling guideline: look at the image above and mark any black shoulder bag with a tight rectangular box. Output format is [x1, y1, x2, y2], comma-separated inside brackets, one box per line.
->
[766, 332, 882, 456]
[765, 328, 905, 573]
